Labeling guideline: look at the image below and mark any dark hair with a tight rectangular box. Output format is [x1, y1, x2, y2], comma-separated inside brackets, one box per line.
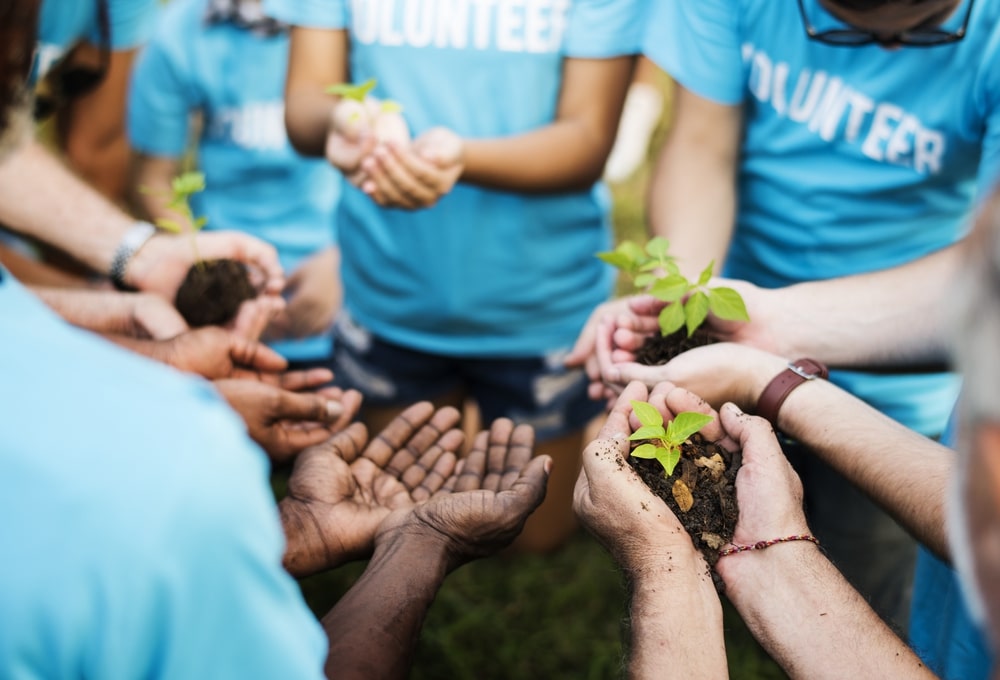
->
[0, 0, 41, 133]
[828, 0, 938, 9]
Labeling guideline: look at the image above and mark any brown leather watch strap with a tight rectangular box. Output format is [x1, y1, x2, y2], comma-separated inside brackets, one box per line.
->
[755, 358, 829, 429]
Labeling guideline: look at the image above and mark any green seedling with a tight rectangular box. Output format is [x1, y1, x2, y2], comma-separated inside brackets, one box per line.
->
[325, 78, 409, 144]
[141, 170, 208, 263]
[628, 399, 714, 477]
[598, 237, 750, 337]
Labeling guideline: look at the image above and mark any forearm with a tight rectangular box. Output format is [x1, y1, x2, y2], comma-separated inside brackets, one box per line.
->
[0, 243, 95, 287]
[718, 543, 936, 679]
[647, 117, 738, 279]
[0, 138, 134, 274]
[765, 244, 962, 367]
[32, 286, 136, 334]
[626, 559, 727, 679]
[735, 353, 951, 559]
[131, 154, 191, 227]
[320, 533, 449, 680]
[284, 27, 348, 157]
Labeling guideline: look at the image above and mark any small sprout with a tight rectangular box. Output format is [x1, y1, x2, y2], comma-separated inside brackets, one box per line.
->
[325, 78, 409, 144]
[628, 399, 714, 477]
[140, 170, 208, 262]
[597, 238, 750, 337]
[325, 78, 377, 102]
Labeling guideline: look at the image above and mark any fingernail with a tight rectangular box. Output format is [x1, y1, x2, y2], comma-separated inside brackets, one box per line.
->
[543, 458, 553, 474]
[326, 401, 343, 418]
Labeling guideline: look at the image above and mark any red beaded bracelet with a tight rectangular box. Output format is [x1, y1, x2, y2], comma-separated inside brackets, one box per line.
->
[717, 534, 820, 558]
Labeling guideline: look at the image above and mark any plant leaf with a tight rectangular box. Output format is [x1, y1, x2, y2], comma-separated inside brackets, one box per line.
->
[630, 443, 660, 459]
[644, 236, 672, 260]
[658, 302, 685, 336]
[628, 425, 666, 442]
[697, 260, 714, 286]
[193, 216, 208, 231]
[656, 446, 681, 476]
[649, 274, 689, 302]
[666, 411, 715, 444]
[684, 290, 709, 337]
[630, 400, 663, 428]
[707, 287, 750, 322]
[380, 99, 404, 113]
[634, 273, 656, 289]
[596, 251, 634, 270]
[325, 77, 377, 101]
[154, 218, 182, 233]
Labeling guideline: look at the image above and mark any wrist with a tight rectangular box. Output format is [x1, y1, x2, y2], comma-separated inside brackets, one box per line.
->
[716, 533, 821, 600]
[108, 221, 158, 291]
[753, 358, 829, 429]
[374, 524, 452, 574]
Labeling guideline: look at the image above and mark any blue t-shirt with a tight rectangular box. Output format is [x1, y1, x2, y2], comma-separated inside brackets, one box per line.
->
[129, 0, 340, 361]
[645, 0, 1000, 435]
[264, 0, 645, 357]
[33, 0, 156, 83]
[909, 410, 994, 679]
[0, 268, 327, 679]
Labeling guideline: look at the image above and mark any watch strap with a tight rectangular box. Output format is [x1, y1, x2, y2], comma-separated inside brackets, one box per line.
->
[109, 220, 157, 291]
[755, 358, 829, 429]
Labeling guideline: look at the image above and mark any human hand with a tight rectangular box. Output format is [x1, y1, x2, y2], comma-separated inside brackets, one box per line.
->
[113, 291, 189, 339]
[280, 402, 465, 578]
[376, 417, 550, 573]
[155, 326, 288, 379]
[358, 127, 464, 209]
[268, 247, 341, 340]
[564, 296, 638, 398]
[713, 404, 811, 583]
[214, 378, 362, 463]
[127, 231, 284, 300]
[326, 96, 380, 184]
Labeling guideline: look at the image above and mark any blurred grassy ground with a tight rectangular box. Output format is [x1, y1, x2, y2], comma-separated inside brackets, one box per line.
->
[295, 72, 788, 679]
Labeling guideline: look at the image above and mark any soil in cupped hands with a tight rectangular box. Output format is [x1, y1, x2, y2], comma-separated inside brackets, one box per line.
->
[174, 258, 257, 327]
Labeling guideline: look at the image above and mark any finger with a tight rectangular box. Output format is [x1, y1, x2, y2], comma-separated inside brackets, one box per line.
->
[278, 368, 335, 392]
[310, 421, 368, 465]
[411, 449, 458, 502]
[231, 295, 284, 342]
[276, 389, 344, 424]
[197, 232, 285, 295]
[361, 156, 421, 209]
[456, 437, 487, 492]
[137, 297, 189, 340]
[720, 403, 780, 467]
[270, 424, 338, 464]
[364, 401, 435, 469]
[661, 385, 727, 443]
[499, 423, 535, 492]
[504, 455, 552, 516]
[383, 405, 463, 477]
[400, 428, 464, 495]
[483, 418, 514, 492]
[230, 336, 288, 374]
[595, 315, 622, 385]
[373, 145, 440, 206]
[597, 381, 649, 440]
[564, 308, 600, 368]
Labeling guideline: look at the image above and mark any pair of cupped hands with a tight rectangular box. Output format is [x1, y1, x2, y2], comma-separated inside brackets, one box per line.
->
[326, 95, 465, 210]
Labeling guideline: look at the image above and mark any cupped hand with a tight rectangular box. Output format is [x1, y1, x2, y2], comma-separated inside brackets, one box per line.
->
[268, 247, 341, 340]
[128, 231, 284, 299]
[214, 378, 362, 463]
[359, 127, 464, 209]
[376, 417, 550, 572]
[120, 291, 189, 340]
[280, 402, 465, 578]
[564, 296, 638, 398]
[713, 404, 811, 581]
[326, 97, 378, 183]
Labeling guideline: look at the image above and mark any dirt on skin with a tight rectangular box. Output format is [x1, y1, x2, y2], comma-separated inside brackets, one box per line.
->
[174, 258, 257, 327]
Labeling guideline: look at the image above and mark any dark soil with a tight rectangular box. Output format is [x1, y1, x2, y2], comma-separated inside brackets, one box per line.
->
[174, 258, 257, 327]
[634, 325, 716, 365]
[628, 433, 741, 590]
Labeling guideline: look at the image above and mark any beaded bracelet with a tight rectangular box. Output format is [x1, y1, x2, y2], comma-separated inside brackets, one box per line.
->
[717, 534, 820, 558]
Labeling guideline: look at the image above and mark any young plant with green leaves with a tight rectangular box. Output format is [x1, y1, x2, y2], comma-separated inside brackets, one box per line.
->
[326, 78, 409, 144]
[141, 170, 208, 263]
[628, 400, 714, 477]
[598, 236, 749, 337]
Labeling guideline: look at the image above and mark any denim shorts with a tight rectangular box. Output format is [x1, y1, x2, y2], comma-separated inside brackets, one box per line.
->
[330, 312, 603, 442]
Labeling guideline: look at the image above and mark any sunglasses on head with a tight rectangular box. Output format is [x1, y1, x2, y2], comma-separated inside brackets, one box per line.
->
[33, 0, 110, 120]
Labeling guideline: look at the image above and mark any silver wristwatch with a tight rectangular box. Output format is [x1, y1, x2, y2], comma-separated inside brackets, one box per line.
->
[108, 220, 157, 291]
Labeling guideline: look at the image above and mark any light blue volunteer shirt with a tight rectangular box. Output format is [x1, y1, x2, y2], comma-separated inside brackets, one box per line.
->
[646, 0, 1000, 436]
[0, 268, 327, 679]
[264, 0, 644, 358]
[33, 0, 156, 83]
[129, 0, 339, 361]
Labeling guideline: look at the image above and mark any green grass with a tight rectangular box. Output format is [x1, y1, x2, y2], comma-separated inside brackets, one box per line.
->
[294, 72, 787, 678]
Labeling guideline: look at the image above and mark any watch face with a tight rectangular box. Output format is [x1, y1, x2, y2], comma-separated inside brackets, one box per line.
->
[791, 358, 829, 379]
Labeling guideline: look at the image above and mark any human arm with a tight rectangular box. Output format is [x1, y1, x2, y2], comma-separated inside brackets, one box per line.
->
[57, 44, 138, 203]
[647, 84, 741, 278]
[599, 342, 952, 560]
[31, 285, 188, 339]
[319, 417, 551, 679]
[714, 404, 937, 679]
[0, 138, 283, 296]
[574, 381, 727, 679]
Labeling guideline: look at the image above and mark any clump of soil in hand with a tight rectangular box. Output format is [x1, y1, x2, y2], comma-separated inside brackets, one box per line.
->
[174, 259, 257, 327]
[629, 433, 741, 591]
[634, 326, 716, 366]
